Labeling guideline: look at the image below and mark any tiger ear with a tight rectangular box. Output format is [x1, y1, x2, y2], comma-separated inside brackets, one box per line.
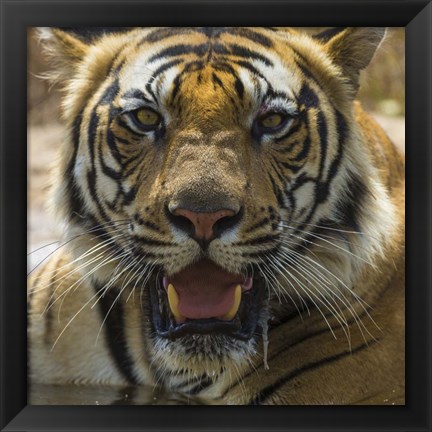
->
[37, 27, 90, 83]
[317, 27, 386, 94]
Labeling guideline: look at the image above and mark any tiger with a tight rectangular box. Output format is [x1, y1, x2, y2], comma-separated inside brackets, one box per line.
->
[28, 27, 405, 405]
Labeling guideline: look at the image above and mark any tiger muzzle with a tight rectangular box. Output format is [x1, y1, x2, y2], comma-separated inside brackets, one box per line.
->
[149, 259, 267, 341]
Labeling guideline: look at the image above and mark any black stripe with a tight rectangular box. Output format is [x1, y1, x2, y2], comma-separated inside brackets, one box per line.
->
[86, 168, 109, 220]
[170, 71, 183, 103]
[217, 326, 330, 401]
[269, 173, 285, 208]
[274, 130, 298, 145]
[59, 27, 132, 42]
[245, 217, 270, 234]
[313, 27, 347, 43]
[279, 160, 302, 173]
[187, 376, 215, 395]
[315, 110, 347, 206]
[170, 372, 209, 391]
[233, 59, 268, 82]
[242, 247, 279, 258]
[317, 110, 328, 178]
[130, 235, 174, 247]
[234, 77, 244, 99]
[44, 260, 60, 344]
[65, 110, 87, 222]
[268, 156, 286, 185]
[292, 135, 311, 162]
[200, 27, 217, 38]
[106, 129, 123, 165]
[212, 72, 224, 88]
[141, 27, 192, 44]
[291, 109, 347, 237]
[228, 43, 273, 66]
[216, 302, 374, 402]
[121, 89, 153, 105]
[99, 128, 123, 181]
[228, 28, 273, 48]
[148, 43, 209, 63]
[95, 283, 138, 384]
[121, 185, 137, 206]
[337, 171, 368, 232]
[86, 80, 121, 221]
[236, 234, 279, 246]
[143, 27, 273, 49]
[100, 78, 120, 105]
[326, 109, 347, 184]
[212, 61, 237, 75]
[133, 216, 163, 234]
[145, 81, 157, 103]
[152, 58, 183, 79]
[298, 82, 319, 108]
[122, 153, 144, 178]
[248, 341, 374, 405]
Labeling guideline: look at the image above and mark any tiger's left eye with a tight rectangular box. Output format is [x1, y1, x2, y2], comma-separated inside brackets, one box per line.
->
[131, 108, 162, 130]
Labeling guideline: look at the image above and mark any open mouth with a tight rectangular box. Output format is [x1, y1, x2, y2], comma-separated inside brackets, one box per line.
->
[149, 259, 266, 340]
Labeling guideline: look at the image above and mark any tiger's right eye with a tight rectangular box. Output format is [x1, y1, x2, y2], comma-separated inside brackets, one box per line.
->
[131, 108, 162, 131]
[259, 113, 284, 129]
[255, 112, 289, 134]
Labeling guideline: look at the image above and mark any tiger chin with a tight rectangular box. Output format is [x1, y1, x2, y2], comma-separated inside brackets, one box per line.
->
[28, 27, 405, 405]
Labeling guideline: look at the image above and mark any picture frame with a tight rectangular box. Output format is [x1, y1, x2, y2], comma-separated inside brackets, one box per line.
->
[1, 0, 431, 431]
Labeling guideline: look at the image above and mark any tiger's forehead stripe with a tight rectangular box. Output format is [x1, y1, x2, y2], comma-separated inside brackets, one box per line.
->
[112, 28, 302, 114]
[140, 27, 275, 48]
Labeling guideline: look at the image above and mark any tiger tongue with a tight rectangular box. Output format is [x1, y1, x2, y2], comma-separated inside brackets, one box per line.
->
[165, 259, 246, 320]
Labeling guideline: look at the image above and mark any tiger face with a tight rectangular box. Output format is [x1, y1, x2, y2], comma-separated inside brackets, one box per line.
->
[41, 27, 391, 382]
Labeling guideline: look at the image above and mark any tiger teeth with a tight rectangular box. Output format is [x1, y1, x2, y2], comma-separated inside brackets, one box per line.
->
[167, 284, 186, 324]
[221, 285, 242, 321]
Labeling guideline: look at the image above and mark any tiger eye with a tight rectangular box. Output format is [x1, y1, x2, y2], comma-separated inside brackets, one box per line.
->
[135, 108, 160, 126]
[259, 113, 284, 129]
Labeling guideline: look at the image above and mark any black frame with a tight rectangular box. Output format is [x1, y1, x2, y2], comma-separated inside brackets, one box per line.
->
[1, 0, 431, 431]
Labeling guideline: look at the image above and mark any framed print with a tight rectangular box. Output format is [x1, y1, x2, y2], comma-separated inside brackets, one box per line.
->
[1, 1, 431, 431]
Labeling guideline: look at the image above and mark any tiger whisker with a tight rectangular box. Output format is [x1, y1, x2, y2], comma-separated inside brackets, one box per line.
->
[280, 223, 375, 267]
[266, 258, 342, 341]
[284, 220, 384, 241]
[139, 261, 161, 313]
[279, 225, 378, 262]
[124, 255, 149, 303]
[40, 251, 110, 316]
[279, 238, 375, 315]
[50, 283, 108, 352]
[276, 241, 380, 340]
[53, 250, 131, 320]
[94, 254, 144, 346]
[259, 259, 308, 318]
[127, 260, 153, 305]
[277, 244, 368, 332]
[274, 249, 352, 344]
[27, 220, 130, 276]
[29, 232, 131, 295]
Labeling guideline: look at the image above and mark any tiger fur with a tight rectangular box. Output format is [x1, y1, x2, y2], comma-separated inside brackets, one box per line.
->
[28, 27, 405, 405]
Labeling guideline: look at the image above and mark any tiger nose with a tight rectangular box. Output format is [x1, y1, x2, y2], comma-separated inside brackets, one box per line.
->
[169, 208, 242, 247]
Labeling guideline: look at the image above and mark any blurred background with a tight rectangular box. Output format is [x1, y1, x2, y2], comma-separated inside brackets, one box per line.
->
[27, 27, 405, 267]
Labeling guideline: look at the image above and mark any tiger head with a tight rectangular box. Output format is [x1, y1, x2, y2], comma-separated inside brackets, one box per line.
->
[41, 27, 389, 381]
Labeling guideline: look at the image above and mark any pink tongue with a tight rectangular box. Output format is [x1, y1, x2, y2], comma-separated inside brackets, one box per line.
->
[166, 259, 246, 320]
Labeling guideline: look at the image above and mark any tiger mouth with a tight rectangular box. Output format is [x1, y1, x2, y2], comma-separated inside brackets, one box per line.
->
[149, 259, 266, 340]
